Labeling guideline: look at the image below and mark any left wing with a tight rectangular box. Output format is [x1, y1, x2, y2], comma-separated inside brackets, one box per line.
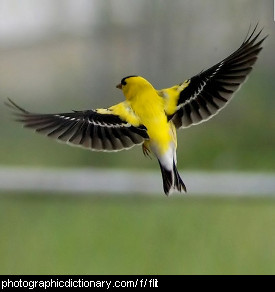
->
[158, 26, 267, 128]
[6, 98, 148, 152]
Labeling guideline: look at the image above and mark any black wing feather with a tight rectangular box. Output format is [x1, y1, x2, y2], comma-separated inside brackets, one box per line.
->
[172, 26, 267, 128]
[5, 98, 148, 152]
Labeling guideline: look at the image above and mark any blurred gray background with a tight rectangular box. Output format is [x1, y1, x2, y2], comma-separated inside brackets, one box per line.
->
[0, 0, 274, 172]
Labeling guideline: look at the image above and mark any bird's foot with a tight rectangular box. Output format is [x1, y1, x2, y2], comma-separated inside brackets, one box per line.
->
[142, 144, 152, 159]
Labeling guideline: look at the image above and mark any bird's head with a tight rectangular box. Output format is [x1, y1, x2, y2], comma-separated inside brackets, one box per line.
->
[116, 75, 154, 100]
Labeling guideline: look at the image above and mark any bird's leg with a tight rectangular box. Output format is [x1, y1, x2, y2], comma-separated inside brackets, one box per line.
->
[142, 142, 152, 159]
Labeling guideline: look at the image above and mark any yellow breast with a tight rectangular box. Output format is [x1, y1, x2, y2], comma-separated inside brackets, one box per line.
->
[129, 89, 172, 153]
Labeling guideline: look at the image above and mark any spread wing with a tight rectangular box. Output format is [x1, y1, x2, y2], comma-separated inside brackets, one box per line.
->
[6, 98, 148, 152]
[159, 26, 267, 128]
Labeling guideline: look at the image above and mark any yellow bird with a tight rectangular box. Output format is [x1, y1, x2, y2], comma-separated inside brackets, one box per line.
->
[6, 26, 266, 195]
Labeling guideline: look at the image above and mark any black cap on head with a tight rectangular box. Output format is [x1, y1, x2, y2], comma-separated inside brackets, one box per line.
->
[121, 75, 138, 86]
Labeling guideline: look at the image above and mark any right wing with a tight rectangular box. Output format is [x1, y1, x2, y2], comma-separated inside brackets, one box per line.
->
[158, 25, 267, 128]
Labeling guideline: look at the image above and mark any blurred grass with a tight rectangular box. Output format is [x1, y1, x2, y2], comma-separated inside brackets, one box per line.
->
[0, 193, 274, 275]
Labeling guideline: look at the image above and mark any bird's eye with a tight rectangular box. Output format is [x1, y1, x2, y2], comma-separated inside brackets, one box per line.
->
[121, 79, 127, 86]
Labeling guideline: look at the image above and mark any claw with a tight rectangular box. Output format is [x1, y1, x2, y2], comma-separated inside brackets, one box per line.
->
[142, 143, 152, 159]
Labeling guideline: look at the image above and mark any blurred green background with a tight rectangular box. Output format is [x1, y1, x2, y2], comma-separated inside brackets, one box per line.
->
[0, 0, 274, 275]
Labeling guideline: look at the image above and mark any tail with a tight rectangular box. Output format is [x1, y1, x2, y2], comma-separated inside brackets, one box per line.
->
[158, 160, 187, 196]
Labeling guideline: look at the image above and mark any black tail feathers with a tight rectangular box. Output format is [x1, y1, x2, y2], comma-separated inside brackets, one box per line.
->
[158, 160, 187, 196]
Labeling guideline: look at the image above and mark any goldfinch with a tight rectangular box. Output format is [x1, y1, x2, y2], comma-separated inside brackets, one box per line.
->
[6, 26, 266, 195]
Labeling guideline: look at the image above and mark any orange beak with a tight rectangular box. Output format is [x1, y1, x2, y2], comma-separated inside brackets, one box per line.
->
[116, 83, 122, 89]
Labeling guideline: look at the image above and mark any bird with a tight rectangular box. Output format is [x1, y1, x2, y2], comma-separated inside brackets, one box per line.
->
[5, 26, 266, 196]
